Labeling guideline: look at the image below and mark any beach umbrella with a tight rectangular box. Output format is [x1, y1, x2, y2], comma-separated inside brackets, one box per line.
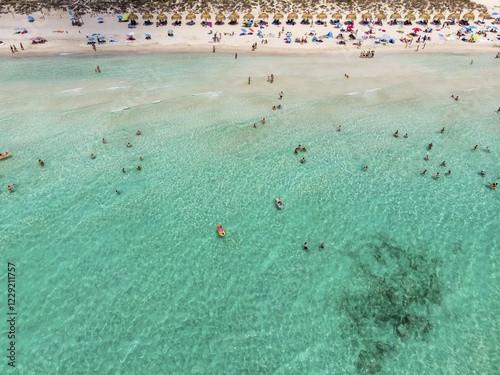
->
[317, 13, 327, 20]
[287, 12, 298, 20]
[129, 13, 138, 21]
[27, 15, 35, 22]
[229, 13, 240, 20]
[273, 13, 284, 20]
[361, 12, 372, 19]
[258, 12, 269, 19]
[243, 13, 254, 20]
[142, 13, 153, 20]
[171, 13, 182, 21]
[433, 13, 445, 20]
[345, 13, 357, 20]
[478, 12, 490, 19]
[463, 12, 475, 20]
[448, 13, 460, 20]
[404, 13, 416, 21]
[97, 17, 104, 23]
[215, 13, 225, 21]
[302, 12, 313, 20]
[157, 13, 167, 21]
[186, 13, 196, 20]
[390, 13, 401, 20]
[122, 14, 129, 22]
[376, 12, 387, 20]
[419, 13, 430, 20]
[332, 12, 342, 20]
[201, 12, 211, 20]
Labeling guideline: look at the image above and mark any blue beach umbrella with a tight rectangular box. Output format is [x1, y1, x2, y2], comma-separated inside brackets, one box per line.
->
[97, 17, 104, 23]
[117, 15, 123, 20]
[240, 28, 247, 33]
[70, 17, 76, 21]
[27, 15, 35, 22]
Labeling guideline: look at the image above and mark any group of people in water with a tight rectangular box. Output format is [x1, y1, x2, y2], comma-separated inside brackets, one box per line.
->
[303, 242, 325, 251]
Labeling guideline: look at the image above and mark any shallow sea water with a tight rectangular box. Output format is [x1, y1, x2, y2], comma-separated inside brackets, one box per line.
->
[0, 51, 499, 374]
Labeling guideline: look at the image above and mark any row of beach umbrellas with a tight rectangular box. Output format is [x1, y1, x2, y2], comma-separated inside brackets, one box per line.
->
[118, 11, 491, 22]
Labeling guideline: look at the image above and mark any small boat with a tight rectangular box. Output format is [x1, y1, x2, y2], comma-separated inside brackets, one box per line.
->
[275, 197, 284, 209]
[0, 151, 12, 160]
[216, 225, 226, 237]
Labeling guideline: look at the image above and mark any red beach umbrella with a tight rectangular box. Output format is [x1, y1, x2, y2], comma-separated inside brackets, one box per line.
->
[412, 27, 421, 32]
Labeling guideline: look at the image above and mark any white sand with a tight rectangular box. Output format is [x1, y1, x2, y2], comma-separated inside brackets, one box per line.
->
[0, 9, 499, 57]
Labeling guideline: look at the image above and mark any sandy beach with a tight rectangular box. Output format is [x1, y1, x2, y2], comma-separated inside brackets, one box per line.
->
[1, 3, 500, 57]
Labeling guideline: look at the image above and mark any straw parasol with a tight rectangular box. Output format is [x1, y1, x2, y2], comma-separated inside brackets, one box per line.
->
[201, 12, 211, 20]
[302, 12, 313, 20]
[287, 12, 298, 20]
[215, 13, 225, 21]
[478, 12, 490, 19]
[186, 13, 196, 20]
[317, 12, 327, 20]
[390, 12, 401, 20]
[128, 13, 138, 21]
[433, 13, 445, 20]
[361, 12, 372, 19]
[243, 13, 254, 20]
[419, 13, 430, 20]
[142, 12, 153, 20]
[405, 13, 416, 21]
[376, 12, 387, 20]
[448, 13, 460, 19]
[332, 12, 342, 20]
[462, 12, 475, 20]
[171, 13, 182, 21]
[229, 13, 239, 21]
[258, 12, 269, 19]
[157, 13, 167, 21]
[274, 13, 284, 19]
[346, 13, 357, 20]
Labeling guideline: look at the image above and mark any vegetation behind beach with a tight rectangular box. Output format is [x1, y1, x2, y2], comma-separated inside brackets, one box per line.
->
[0, 0, 487, 16]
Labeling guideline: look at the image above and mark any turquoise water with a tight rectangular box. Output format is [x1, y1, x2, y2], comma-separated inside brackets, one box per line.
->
[1, 51, 499, 374]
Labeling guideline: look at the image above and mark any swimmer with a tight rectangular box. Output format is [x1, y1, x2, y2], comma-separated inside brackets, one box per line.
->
[7, 183, 15, 191]
[90, 154, 96, 159]
[294, 148, 299, 154]
[474, 145, 478, 151]
[480, 170, 486, 176]
[277, 104, 282, 109]
[394, 130, 399, 138]
[435, 172, 441, 179]
[303, 242, 309, 250]
[300, 158, 306, 164]
[362, 165, 368, 171]
[136, 166, 142, 170]
[485, 146, 490, 152]
[253, 123, 257, 128]
[115, 190, 121, 195]
[441, 161, 446, 167]
[38, 159, 44, 166]
[122, 167, 126, 173]
[421, 169, 427, 175]
[497, 107, 500, 112]
[127, 143, 132, 148]
[102, 138, 106, 144]
[428, 143, 433, 150]
[424, 154, 429, 161]
[139, 156, 143, 161]
[261, 118, 266, 125]
[136, 130, 141, 135]
[440, 127, 445, 133]
[404, 133, 409, 138]
[446, 170, 451, 175]
[454, 96, 459, 101]
[320, 242, 325, 249]
[301, 147, 307, 152]
[338, 125, 342, 132]
[489, 182, 498, 190]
